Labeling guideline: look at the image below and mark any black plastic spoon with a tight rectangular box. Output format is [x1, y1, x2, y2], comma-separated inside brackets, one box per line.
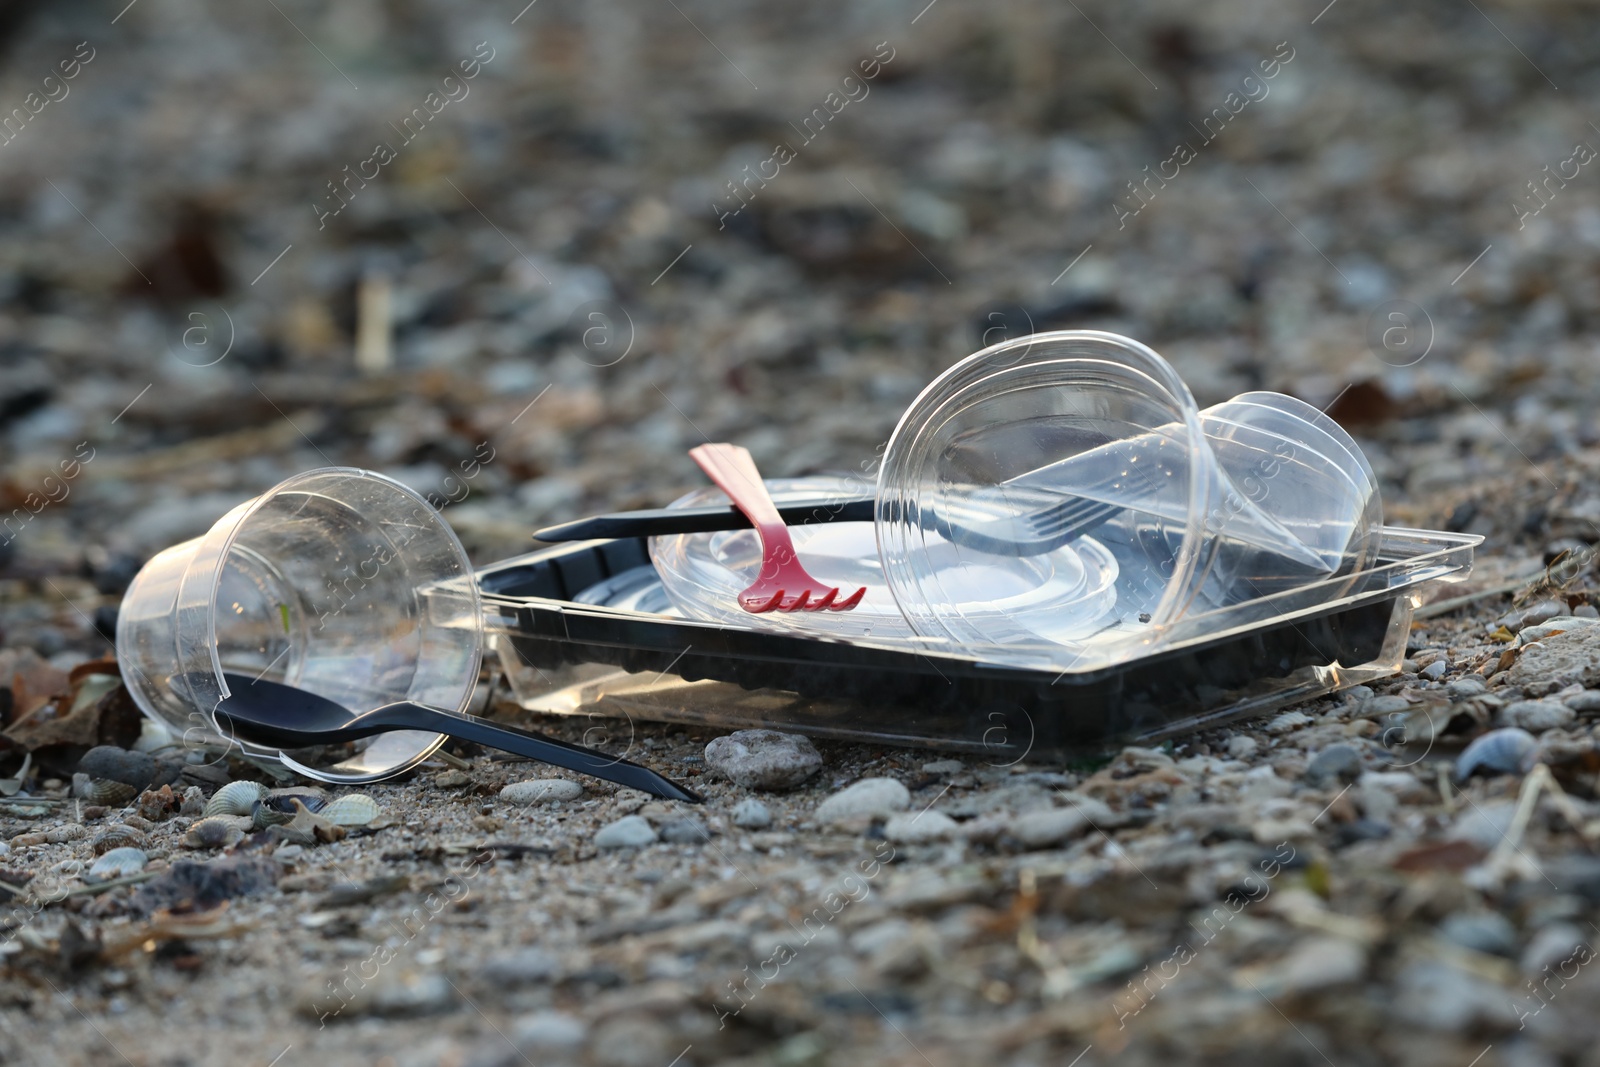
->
[210, 673, 700, 803]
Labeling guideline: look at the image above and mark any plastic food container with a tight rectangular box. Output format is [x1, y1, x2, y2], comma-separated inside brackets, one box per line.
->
[480, 524, 1477, 757]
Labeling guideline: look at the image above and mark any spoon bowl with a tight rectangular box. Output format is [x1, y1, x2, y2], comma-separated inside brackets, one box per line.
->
[204, 673, 701, 803]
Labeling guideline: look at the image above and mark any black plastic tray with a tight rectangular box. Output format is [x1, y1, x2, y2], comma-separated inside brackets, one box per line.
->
[477, 537, 1408, 756]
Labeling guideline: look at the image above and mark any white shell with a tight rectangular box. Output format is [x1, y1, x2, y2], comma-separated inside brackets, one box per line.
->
[320, 795, 380, 827]
[203, 781, 269, 818]
[86, 847, 148, 882]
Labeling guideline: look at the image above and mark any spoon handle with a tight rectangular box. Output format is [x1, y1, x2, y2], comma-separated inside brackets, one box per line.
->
[380, 703, 702, 803]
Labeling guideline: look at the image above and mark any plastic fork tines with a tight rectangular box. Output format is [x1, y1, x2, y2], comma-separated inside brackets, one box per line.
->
[688, 443, 867, 614]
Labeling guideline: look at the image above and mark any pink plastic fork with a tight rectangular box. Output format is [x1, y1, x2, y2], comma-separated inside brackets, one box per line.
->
[688, 442, 866, 614]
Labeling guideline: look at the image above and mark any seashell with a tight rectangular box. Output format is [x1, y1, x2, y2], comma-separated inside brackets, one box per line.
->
[85, 847, 148, 883]
[10, 824, 87, 846]
[269, 800, 346, 846]
[179, 785, 206, 817]
[203, 781, 269, 819]
[82, 778, 137, 806]
[1456, 727, 1540, 781]
[320, 795, 379, 828]
[181, 816, 249, 850]
[91, 825, 147, 855]
[253, 791, 328, 830]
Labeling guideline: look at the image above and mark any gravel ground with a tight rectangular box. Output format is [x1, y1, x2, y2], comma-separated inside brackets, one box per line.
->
[4, 0, 1600, 1064]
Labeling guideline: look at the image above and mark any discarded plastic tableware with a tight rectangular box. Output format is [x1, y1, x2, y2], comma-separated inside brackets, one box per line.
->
[209, 674, 700, 801]
[649, 330, 1383, 663]
[116, 468, 481, 784]
[688, 442, 866, 613]
[875, 330, 1383, 662]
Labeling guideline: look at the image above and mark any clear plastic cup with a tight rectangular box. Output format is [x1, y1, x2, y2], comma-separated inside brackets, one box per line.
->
[116, 467, 482, 783]
[875, 330, 1381, 663]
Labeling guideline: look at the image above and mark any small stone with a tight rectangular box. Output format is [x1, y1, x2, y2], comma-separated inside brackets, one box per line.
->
[884, 810, 958, 843]
[921, 759, 966, 776]
[658, 817, 710, 844]
[1519, 599, 1568, 630]
[1447, 677, 1489, 699]
[1420, 659, 1448, 680]
[512, 1011, 587, 1050]
[1564, 690, 1600, 715]
[482, 948, 562, 986]
[1011, 807, 1092, 849]
[1342, 685, 1374, 705]
[500, 779, 584, 805]
[594, 815, 657, 850]
[1518, 616, 1600, 645]
[1363, 694, 1412, 717]
[1503, 625, 1600, 696]
[1437, 911, 1517, 957]
[1521, 922, 1589, 976]
[731, 798, 772, 829]
[1449, 800, 1516, 851]
[273, 844, 305, 865]
[704, 730, 822, 791]
[1304, 743, 1364, 786]
[1500, 699, 1575, 733]
[1266, 936, 1367, 994]
[1266, 711, 1312, 734]
[814, 778, 910, 824]
[434, 770, 471, 788]
[1226, 735, 1259, 759]
[1576, 604, 1600, 619]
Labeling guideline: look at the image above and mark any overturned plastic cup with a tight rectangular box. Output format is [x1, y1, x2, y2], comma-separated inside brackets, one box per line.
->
[116, 468, 482, 783]
[875, 330, 1382, 663]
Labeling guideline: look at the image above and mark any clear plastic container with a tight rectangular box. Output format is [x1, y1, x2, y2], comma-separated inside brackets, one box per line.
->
[875, 330, 1382, 667]
[116, 468, 481, 783]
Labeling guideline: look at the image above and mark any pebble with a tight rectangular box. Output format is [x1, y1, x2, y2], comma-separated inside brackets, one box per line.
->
[658, 817, 710, 844]
[76, 746, 183, 790]
[1577, 604, 1600, 619]
[1264, 936, 1368, 994]
[1518, 616, 1600, 645]
[884, 810, 958, 843]
[1266, 710, 1312, 734]
[512, 1011, 587, 1050]
[1303, 743, 1364, 786]
[1447, 677, 1489, 699]
[1419, 659, 1448, 680]
[731, 798, 773, 829]
[500, 779, 584, 805]
[1226, 735, 1259, 759]
[1521, 922, 1590, 976]
[1504, 625, 1600, 696]
[1011, 807, 1092, 849]
[1449, 800, 1516, 851]
[1437, 911, 1518, 957]
[1362, 694, 1412, 717]
[1500, 699, 1575, 733]
[594, 815, 658, 850]
[704, 730, 822, 790]
[921, 759, 966, 775]
[813, 778, 910, 824]
[1564, 690, 1600, 715]
[1456, 729, 1538, 780]
[482, 948, 562, 986]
